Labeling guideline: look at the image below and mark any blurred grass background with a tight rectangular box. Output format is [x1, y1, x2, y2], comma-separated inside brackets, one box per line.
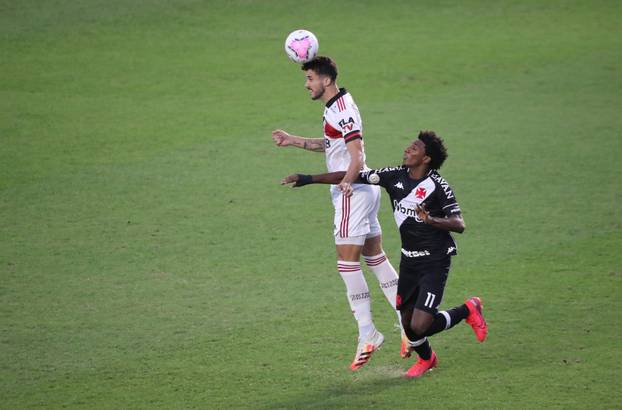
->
[1, 0, 621, 408]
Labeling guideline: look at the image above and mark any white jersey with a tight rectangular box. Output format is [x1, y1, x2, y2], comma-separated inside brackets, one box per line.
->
[321, 88, 381, 241]
[323, 88, 367, 173]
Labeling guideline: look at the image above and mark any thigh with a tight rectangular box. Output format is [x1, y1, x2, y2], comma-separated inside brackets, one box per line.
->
[361, 234, 382, 257]
[396, 262, 421, 311]
[413, 258, 451, 314]
[335, 243, 363, 261]
[366, 185, 382, 238]
[332, 186, 375, 239]
[411, 308, 435, 335]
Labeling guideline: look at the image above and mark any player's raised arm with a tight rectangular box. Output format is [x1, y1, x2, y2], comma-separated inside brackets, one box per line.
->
[281, 171, 346, 187]
[271, 129, 325, 152]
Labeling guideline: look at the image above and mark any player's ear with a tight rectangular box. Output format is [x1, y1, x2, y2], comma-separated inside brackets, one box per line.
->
[322, 76, 332, 87]
[423, 155, 432, 165]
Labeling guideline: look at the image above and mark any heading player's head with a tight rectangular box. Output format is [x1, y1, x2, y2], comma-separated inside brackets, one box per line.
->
[301, 56, 338, 101]
[403, 130, 448, 170]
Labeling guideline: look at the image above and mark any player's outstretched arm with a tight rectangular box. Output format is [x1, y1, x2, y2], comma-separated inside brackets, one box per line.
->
[281, 171, 346, 187]
[415, 204, 466, 233]
[272, 129, 325, 152]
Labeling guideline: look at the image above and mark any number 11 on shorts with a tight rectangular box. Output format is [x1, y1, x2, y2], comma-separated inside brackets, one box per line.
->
[424, 292, 436, 308]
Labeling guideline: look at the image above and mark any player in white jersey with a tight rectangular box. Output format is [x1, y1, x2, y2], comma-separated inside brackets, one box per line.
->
[272, 56, 407, 370]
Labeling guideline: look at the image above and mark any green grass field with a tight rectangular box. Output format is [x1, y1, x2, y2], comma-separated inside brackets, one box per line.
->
[2, 0, 621, 408]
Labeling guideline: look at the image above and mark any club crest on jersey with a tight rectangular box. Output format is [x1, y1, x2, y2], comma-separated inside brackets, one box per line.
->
[415, 187, 427, 199]
[338, 117, 355, 132]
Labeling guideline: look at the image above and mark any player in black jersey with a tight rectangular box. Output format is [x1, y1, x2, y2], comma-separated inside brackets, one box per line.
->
[282, 130, 488, 378]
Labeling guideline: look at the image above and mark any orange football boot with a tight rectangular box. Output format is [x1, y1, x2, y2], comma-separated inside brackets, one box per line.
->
[405, 351, 438, 378]
[465, 297, 488, 342]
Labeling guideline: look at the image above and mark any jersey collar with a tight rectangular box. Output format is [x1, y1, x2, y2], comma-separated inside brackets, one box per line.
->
[325, 88, 347, 108]
[407, 168, 434, 182]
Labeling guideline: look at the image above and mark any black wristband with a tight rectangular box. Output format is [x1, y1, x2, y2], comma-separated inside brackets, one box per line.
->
[294, 174, 313, 187]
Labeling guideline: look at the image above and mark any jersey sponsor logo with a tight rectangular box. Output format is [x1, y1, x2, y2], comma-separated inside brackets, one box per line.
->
[338, 117, 356, 132]
[447, 246, 456, 254]
[401, 248, 431, 258]
[393, 200, 417, 218]
[394, 182, 404, 190]
[430, 173, 454, 199]
[393, 199, 425, 222]
[392, 178, 435, 226]
[375, 166, 404, 174]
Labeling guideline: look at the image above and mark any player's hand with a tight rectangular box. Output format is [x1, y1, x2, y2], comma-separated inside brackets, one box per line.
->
[281, 174, 299, 186]
[339, 182, 353, 197]
[272, 129, 292, 146]
[281, 174, 313, 188]
[416, 203, 430, 223]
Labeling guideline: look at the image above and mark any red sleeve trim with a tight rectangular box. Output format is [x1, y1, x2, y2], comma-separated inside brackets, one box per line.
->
[344, 130, 362, 142]
[324, 120, 342, 139]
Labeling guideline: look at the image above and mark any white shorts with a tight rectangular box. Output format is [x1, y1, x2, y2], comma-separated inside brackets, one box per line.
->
[331, 184, 382, 245]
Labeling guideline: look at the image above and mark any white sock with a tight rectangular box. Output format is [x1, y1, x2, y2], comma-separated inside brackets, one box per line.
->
[364, 252, 403, 327]
[338, 261, 375, 339]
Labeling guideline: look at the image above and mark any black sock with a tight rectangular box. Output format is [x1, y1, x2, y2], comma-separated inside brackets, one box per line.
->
[413, 338, 432, 360]
[425, 304, 470, 337]
[414, 338, 432, 360]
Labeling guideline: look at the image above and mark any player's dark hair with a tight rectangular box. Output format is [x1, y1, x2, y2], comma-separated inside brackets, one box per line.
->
[418, 130, 448, 170]
[301, 56, 338, 82]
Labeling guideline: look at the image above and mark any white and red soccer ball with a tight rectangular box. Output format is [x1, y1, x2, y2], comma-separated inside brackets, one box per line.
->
[284, 30, 319, 64]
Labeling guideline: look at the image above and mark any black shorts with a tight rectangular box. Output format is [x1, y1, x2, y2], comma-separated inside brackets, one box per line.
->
[396, 256, 451, 314]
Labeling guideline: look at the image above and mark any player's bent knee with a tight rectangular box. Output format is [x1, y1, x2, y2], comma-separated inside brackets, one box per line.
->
[411, 312, 434, 336]
[411, 322, 431, 336]
[362, 234, 383, 256]
[335, 243, 363, 261]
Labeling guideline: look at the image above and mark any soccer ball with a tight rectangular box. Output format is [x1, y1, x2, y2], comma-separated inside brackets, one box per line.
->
[284, 30, 319, 64]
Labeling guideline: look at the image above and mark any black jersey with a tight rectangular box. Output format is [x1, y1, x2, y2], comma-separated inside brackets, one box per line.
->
[356, 166, 461, 262]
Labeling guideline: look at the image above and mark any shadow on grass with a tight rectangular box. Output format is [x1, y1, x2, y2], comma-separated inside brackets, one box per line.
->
[261, 365, 422, 409]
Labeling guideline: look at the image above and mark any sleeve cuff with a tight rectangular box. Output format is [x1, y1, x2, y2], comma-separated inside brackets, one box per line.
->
[344, 130, 362, 143]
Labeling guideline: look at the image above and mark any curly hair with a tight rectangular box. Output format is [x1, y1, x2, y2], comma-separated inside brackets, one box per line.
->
[418, 130, 448, 170]
[301, 56, 338, 82]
